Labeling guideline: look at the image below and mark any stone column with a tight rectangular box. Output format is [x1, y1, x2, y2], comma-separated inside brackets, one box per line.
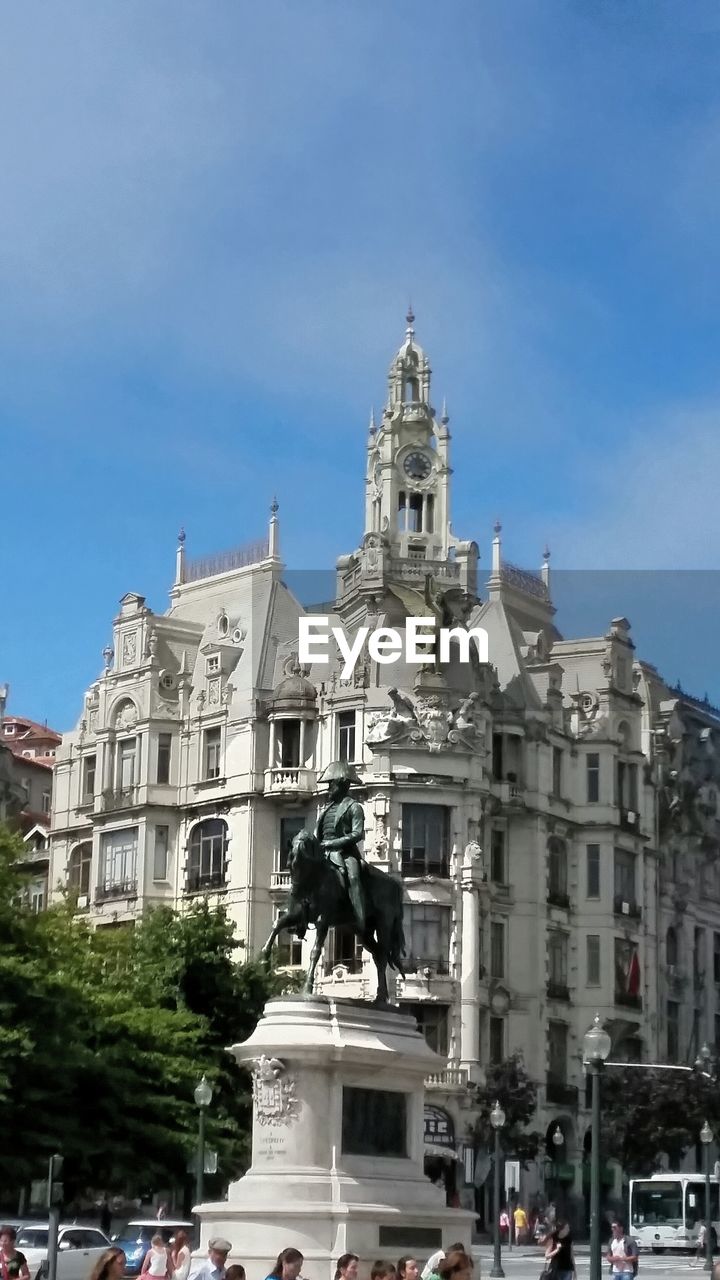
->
[460, 842, 482, 1071]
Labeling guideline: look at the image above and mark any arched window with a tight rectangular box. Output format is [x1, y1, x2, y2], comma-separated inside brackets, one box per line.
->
[666, 925, 678, 969]
[188, 819, 228, 892]
[548, 838, 568, 905]
[68, 841, 92, 898]
[404, 376, 419, 402]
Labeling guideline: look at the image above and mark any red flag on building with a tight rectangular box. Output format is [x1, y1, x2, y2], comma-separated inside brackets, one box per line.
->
[627, 946, 641, 996]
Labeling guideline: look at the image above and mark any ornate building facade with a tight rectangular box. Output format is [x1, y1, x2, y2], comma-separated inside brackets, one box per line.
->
[49, 315, 720, 1217]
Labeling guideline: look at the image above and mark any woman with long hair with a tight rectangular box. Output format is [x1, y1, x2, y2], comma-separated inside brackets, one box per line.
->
[334, 1255, 359, 1280]
[438, 1252, 473, 1280]
[88, 1249, 127, 1280]
[265, 1249, 304, 1280]
[171, 1232, 192, 1280]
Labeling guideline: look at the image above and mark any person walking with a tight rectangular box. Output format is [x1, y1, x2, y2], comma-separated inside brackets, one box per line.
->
[89, 1250, 127, 1280]
[334, 1255, 359, 1280]
[170, 1232, 191, 1280]
[264, 1251, 303, 1280]
[514, 1204, 529, 1245]
[192, 1239, 233, 1280]
[0, 1227, 30, 1280]
[99, 1200, 112, 1238]
[142, 1236, 171, 1280]
[544, 1222, 576, 1280]
[397, 1259, 419, 1280]
[605, 1220, 637, 1280]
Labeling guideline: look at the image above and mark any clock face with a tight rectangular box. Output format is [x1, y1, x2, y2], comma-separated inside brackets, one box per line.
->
[403, 450, 432, 480]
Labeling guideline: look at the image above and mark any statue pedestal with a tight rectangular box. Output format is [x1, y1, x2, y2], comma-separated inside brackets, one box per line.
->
[196, 996, 473, 1280]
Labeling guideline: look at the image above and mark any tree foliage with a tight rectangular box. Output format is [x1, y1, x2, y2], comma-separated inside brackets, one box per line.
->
[472, 1052, 541, 1165]
[601, 1064, 720, 1176]
[0, 825, 294, 1207]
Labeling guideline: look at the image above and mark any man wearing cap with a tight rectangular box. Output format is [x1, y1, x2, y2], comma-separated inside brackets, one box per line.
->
[316, 761, 366, 933]
[191, 1239, 233, 1280]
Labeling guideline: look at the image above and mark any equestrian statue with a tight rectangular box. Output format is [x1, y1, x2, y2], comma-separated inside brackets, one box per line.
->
[261, 761, 407, 1004]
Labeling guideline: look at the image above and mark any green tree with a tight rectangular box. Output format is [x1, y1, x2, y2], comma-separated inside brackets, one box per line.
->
[0, 826, 296, 1207]
[472, 1052, 541, 1165]
[601, 1065, 720, 1176]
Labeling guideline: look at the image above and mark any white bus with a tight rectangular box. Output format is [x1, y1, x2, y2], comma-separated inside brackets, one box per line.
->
[629, 1173, 720, 1252]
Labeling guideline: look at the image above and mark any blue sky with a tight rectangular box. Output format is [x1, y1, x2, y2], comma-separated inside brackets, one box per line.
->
[2, 1, 720, 729]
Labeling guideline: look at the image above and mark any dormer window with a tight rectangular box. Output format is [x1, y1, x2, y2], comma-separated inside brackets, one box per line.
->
[206, 655, 220, 675]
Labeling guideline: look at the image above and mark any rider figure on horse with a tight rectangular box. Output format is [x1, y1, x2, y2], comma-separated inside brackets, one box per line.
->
[315, 761, 366, 933]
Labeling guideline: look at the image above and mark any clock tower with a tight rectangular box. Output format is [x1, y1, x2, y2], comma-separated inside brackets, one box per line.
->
[364, 308, 452, 561]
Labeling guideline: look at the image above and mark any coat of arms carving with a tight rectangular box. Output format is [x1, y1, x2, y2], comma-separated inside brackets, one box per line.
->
[251, 1054, 300, 1126]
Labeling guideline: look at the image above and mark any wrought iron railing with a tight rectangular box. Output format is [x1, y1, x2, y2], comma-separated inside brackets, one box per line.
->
[96, 879, 138, 901]
[185, 538, 270, 583]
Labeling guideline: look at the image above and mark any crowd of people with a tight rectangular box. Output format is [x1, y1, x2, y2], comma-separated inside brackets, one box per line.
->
[72, 1240, 475, 1280]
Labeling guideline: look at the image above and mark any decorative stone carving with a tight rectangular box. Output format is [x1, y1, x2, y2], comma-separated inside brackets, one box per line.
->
[114, 699, 138, 729]
[208, 678, 221, 706]
[366, 685, 484, 754]
[122, 632, 137, 666]
[366, 687, 416, 745]
[251, 1055, 301, 1126]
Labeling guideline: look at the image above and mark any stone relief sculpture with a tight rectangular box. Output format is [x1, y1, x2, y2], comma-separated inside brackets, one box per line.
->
[251, 1055, 301, 1126]
[365, 684, 484, 753]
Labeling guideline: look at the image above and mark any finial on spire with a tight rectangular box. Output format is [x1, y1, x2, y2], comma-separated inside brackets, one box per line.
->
[369, 405, 377, 434]
[441, 396, 449, 425]
[541, 542, 551, 589]
[269, 496, 280, 559]
[175, 527, 186, 586]
[491, 520, 502, 577]
[405, 302, 415, 337]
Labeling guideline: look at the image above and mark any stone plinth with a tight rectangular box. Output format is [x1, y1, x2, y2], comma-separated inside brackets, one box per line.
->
[195, 996, 473, 1280]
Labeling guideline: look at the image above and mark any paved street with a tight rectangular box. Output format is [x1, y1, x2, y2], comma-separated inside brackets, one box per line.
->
[469, 1249, 710, 1279]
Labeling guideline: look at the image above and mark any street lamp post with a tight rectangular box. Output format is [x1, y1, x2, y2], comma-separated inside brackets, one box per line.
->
[490, 1100, 506, 1280]
[552, 1124, 565, 1209]
[583, 1014, 612, 1280]
[193, 1074, 213, 1210]
[701, 1119, 714, 1272]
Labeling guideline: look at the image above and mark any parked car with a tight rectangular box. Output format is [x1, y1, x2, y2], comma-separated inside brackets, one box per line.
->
[15, 1224, 111, 1280]
[111, 1221, 195, 1277]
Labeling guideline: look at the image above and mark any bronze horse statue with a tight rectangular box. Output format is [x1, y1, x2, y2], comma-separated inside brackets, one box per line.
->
[261, 829, 407, 1004]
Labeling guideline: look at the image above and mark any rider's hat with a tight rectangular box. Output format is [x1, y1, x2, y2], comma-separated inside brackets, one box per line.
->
[318, 760, 361, 785]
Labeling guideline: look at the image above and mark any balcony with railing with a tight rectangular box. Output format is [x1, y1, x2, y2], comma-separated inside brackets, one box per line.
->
[547, 981, 571, 1003]
[546, 1077, 579, 1107]
[270, 870, 292, 893]
[388, 557, 461, 582]
[425, 1066, 468, 1091]
[401, 855, 450, 880]
[547, 889, 571, 911]
[264, 767, 316, 798]
[615, 990, 642, 1010]
[186, 870, 227, 894]
[100, 786, 140, 813]
[408, 954, 450, 977]
[96, 879, 138, 902]
[614, 895, 642, 921]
